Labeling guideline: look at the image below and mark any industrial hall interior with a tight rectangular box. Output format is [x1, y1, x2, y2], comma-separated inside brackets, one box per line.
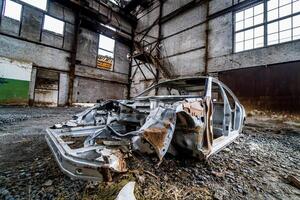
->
[0, 0, 299, 199]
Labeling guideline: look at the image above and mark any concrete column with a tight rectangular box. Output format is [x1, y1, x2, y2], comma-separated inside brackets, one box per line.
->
[58, 73, 69, 106]
[29, 67, 37, 106]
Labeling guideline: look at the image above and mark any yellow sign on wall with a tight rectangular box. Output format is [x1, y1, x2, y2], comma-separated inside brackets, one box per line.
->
[97, 55, 113, 70]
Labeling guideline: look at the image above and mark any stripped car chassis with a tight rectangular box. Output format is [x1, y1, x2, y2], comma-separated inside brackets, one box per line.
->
[45, 77, 245, 181]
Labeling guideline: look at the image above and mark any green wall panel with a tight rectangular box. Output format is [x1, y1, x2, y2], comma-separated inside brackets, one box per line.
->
[0, 78, 30, 104]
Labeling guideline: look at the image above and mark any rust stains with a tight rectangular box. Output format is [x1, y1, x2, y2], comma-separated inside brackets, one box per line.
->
[61, 136, 85, 149]
[201, 97, 213, 157]
[114, 151, 127, 173]
[105, 149, 128, 173]
[182, 101, 204, 117]
[143, 127, 168, 150]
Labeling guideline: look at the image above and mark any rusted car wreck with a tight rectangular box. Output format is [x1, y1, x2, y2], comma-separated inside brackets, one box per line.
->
[45, 76, 245, 181]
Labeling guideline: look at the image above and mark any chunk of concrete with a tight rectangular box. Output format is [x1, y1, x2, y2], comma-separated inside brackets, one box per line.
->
[115, 181, 136, 200]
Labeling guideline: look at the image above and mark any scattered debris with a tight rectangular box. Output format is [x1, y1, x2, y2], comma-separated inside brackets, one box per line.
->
[1, 107, 299, 199]
[115, 181, 136, 200]
[143, 170, 159, 180]
[247, 109, 265, 117]
[213, 187, 229, 200]
[284, 121, 300, 127]
[250, 158, 262, 166]
[287, 175, 300, 189]
[0, 188, 14, 200]
[211, 170, 225, 178]
[43, 180, 53, 187]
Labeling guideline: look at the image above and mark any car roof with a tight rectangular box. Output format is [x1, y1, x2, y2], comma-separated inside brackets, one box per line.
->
[135, 76, 212, 97]
[135, 76, 240, 104]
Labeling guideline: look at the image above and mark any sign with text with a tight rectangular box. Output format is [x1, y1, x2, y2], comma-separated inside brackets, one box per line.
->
[97, 55, 113, 70]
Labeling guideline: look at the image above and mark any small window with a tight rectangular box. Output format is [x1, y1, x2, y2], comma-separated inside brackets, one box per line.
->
[20, 0, 47, 11]
[43, 15, 65, 35]
[3, 0, 22, 21]
[97, 34, 115, 70]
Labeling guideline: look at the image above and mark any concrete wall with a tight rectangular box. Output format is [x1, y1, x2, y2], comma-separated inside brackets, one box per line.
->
[131, 0, 300, 111]
[73, 77, 127, 103]
[207, 0, 300, 72]
[0, 0, 131, 106]
[0, 57, 33, 105]
[74, 28, 130, 103]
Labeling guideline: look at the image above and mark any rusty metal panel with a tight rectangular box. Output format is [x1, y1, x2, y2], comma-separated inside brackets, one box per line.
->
[219, 62, 300, 112]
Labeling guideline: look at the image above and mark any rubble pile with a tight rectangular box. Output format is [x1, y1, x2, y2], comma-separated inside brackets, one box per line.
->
[0, 107, 299, 199]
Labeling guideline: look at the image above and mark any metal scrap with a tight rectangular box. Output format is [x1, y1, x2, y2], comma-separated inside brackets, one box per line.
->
[45, 76, 246, 180]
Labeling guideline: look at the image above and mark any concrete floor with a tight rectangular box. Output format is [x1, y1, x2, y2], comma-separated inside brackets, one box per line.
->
[0, 106, 299, 199]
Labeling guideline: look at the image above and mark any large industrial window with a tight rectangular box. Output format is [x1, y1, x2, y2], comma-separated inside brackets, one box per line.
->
[43, 15, 65, 35]
[235, 3, 264, 52]
[234, 0, 300, 52]
[97, 34, 115, 70]
[3, 0, 22, 21]
[267, 0, 300, 45]
[20, 0, 47, 11]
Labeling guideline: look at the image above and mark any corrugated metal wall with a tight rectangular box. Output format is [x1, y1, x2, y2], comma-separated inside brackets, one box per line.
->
[219, 62, 300, 112]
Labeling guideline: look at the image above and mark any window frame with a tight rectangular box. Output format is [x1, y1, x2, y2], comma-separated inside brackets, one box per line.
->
[20, 0, 48, 11]
[97, 34, 116, 71]
[234, 0, 300, 53]
[2, 0, 23, 21]
[234, 2, 265, 53]
[266, 0, 300, 45]
[42, 14, 65, 36]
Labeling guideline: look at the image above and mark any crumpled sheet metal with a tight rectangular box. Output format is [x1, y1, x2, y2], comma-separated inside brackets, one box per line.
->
[96, 148, 127, 173]
[133, 107, 177, 161]
[201, 97, 213, 158]
[78, 99, 213, 162]
[46, 77, 246, 181]
[182, 100, 205, 117]
[175, 98, 213, 159]
[48, 99, 213, 180]
[132, 98, 213, 161]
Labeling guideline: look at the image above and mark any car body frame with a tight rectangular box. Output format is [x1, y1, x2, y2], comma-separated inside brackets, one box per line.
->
[45, 76, 245, 181]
